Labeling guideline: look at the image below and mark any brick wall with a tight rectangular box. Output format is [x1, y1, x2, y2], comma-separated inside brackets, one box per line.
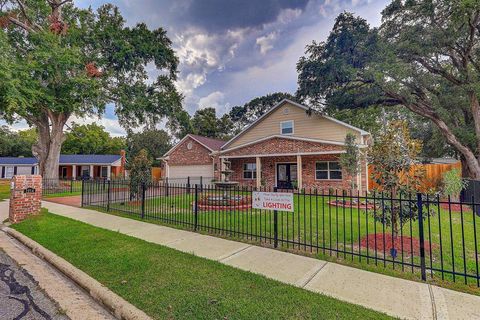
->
[221, 137, 344, 157]
[9, 175, 42, 223]
[168, 137, 213, 166]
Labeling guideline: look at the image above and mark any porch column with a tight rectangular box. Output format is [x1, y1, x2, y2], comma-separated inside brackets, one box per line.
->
[72, 165, 76, 180]
[297, 154, 302, 189]
[107, 165, 112, 180]
[256, 156, 261, 189]
[90, 164, 94, 178]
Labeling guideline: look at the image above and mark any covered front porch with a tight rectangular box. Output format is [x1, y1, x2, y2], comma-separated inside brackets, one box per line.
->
[58, 164, 113, 180]
[219, 152, 366, 192]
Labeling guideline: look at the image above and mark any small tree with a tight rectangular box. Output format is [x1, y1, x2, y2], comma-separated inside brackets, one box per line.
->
[129, 149, 152, 200]
[442, 168, 467, 202]
[339, 133, 360, 191]
[369, 120, 425, 236]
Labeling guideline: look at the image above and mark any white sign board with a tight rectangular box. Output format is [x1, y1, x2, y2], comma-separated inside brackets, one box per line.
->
[252, 191, 294, 212]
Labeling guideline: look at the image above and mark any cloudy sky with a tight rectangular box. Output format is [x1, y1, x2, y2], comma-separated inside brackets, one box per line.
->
[3, 0, 389, 136]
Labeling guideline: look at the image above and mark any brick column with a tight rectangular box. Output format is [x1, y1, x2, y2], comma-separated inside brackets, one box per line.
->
[9, 175, 42, 223]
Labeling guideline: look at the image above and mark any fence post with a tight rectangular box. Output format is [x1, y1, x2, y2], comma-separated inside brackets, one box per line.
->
[200, 176, 203, 192]
[417, 193, 427, 281]
[194, 184, 198, 231]
[70, 178, 73, 193]
[274, 186, 278, 248]
[141, 182, 146, 219]
[187, 176, 191, 194]
[107, 180, 111, 212]
[81, 179, 85, 207]
[165, 177, 169, 197]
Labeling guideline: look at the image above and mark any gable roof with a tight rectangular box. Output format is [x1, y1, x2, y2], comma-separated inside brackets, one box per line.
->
[163, 134, 226, 157]
[222, 99, 370, 149]
[189, 134, 225, 151]
[0, 154, 122, 166]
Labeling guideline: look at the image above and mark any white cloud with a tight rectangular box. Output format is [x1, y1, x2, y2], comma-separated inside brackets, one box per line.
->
[198, 91, 230, 114]
[256, 32, 278, 55]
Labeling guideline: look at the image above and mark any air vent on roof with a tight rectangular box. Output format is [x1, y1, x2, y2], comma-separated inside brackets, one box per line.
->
[283, 107, 289, 115]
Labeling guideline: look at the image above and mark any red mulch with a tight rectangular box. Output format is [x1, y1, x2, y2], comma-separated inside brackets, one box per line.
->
[439, 203, 472, 213]
[360, 233, 436, 256]
[43, 196, 82, 208]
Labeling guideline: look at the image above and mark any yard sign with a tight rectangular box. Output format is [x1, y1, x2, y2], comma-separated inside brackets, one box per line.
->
[252, 191, 294, 212]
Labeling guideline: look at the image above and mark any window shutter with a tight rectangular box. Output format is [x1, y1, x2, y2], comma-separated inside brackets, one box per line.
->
[1, 167, 4, 179]
[14, 167, 17, 175]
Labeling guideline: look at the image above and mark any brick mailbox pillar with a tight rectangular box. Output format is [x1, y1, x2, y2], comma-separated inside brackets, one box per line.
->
[9, 175, 42, 223]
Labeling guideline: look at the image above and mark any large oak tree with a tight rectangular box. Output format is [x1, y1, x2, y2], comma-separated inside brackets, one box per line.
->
[0, 0, 183, 179]
[297, 1, 480, 178]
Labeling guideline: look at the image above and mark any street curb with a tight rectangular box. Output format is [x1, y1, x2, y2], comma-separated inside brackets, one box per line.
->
[3, 227, 151, 320]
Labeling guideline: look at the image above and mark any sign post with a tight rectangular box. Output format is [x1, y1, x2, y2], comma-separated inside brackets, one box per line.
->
[252, 190, 294, 248]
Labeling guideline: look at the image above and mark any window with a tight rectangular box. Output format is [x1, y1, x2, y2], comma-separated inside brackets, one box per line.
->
[316, 161, 342, 180]
[243, 163, 257, 179]
[280, 120, 294, 135]
[101, 166, 108, 178]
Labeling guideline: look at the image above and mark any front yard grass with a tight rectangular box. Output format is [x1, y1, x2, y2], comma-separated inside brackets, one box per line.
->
[12, 211, 392, 320]
[95, 189, 480, 290]
[0, 180, 10, 200]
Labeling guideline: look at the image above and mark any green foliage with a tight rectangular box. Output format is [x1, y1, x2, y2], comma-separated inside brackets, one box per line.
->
[339, 133, 360, 190]
[0, 126, 35, 157]
[296, 4, 480, 177]
[62, 123, 125, 155]
[0, 1, 183, 178]
[190, 107, 233, 139]
[369, 120, 423, 193]
[129, 149, 152, 198]
[442, 168, 467, 199]
[369, 120, 427, 235]
[126, 129, 171, 167]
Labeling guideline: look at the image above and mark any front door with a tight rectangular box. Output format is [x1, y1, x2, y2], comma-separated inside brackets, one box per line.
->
[61, 167, 68, 179]
[276, 163, 297, 189]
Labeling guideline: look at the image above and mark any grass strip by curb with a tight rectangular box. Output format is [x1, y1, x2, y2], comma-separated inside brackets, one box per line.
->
[3, 226, 151, 320]
[12, 211, 394, 320]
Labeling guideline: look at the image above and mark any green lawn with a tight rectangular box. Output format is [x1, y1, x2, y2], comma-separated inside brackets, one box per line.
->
[13, 211, 392, 320]
[0, 180, 10, 200]
[92, 189, 480, 289]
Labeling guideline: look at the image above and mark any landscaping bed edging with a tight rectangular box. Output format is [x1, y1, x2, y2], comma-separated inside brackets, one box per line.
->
[3, 227, 151, 320]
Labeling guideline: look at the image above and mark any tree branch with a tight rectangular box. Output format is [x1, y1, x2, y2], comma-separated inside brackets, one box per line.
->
[8, 16, 35, 33]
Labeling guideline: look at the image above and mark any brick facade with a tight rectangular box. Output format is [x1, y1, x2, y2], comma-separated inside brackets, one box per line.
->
[221, 137, 344, 157]
[9, 175, 42, 223]
[168, 136, 213, 166]
[216, 137, 368, 192]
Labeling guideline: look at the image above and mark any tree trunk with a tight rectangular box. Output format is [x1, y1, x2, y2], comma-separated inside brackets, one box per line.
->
[31, 111, 68, 181]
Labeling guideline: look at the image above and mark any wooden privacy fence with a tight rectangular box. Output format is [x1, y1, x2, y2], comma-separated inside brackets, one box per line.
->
[151, 167, 163, 181]
[368, 161, 462, 192]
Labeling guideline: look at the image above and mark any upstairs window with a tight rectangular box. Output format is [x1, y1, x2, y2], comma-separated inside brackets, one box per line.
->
[280, 120, 294, 135]
[315, 161, 342, 180]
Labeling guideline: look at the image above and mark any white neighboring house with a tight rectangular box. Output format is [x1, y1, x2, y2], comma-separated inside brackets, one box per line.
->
[0, 157, 38, 179]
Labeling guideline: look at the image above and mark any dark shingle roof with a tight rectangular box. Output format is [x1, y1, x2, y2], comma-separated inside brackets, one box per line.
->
[190, 134, 225, 151]
[0, 154, 122, 165]
[0, 157, 37, 165]
[59, 154, 122, 164]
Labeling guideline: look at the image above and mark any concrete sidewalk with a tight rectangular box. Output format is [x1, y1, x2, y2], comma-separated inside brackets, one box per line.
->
[3, 200, 480, 319]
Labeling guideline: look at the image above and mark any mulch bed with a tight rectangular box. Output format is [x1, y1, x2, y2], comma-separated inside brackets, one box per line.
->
[439, 203, 472, 213]
[360, 233, 437, 256]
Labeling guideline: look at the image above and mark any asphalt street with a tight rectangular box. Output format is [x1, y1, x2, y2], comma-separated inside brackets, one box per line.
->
[0, 250, 68, 320]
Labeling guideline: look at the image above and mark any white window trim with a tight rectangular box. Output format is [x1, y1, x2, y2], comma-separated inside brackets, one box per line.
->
[280, 120, 294, 135]
[315, 161, 343, 181]
[243, 163, 257, 180]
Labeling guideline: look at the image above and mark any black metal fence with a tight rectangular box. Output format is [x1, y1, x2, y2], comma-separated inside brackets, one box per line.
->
[42, 178, 83, 196]
[82, 179, 480, 287]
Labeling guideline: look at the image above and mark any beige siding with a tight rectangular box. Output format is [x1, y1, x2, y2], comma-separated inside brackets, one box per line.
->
[227, 102, 362, 148]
